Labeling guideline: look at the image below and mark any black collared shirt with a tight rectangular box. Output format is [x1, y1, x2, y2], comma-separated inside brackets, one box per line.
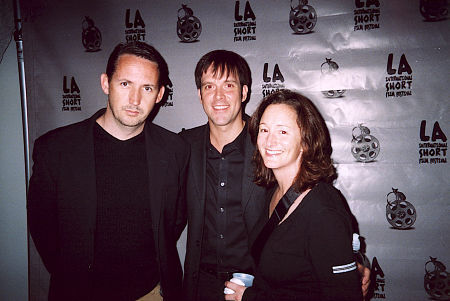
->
[201, 123, 253, 273]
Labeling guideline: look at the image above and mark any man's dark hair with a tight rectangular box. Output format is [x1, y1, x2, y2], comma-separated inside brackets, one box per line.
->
[194, 50, 252, 101]
[105, 41, 169, 88]
[249, 89, 337, 192]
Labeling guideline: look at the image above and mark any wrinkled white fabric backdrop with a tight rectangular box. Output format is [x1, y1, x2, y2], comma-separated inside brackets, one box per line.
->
[23, 0, 449, 300]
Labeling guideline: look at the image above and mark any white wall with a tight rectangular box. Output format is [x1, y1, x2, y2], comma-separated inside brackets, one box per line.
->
[0, 40, 29, 300]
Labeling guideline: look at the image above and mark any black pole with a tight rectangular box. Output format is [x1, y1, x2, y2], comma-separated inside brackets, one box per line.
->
[13, 0, 31, 299]
[13, 0, 30, 188]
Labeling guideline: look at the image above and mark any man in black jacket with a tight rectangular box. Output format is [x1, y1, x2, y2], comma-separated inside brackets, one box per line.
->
[27, 41, 189, 301]
[181, 50, 267, 301]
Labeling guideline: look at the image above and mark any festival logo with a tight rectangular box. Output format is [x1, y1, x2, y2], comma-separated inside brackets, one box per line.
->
[162, 79, 174, 108]
[262, 63, 285, 97]
[320, 58, 345, 98]
[354, 0, 380, 31]
[125, 9, 146, 42]
[81, 16, 101, 52]
[176, 4, 202, 43]
[62, 76, 81, 112]
[424, 257, 450, 300]
[351, 124, 380, 163]
[233, 1, 256, 42]
[385, 53, 413, 98]
[370, 257, 386, 299]
[289, 0, 317, 34]
[419, 120, 448, 164]
[420, 0, 448, 21]
[385, 188, 417, 230]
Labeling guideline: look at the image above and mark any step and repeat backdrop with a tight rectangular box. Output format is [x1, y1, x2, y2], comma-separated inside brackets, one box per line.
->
[22, 0, 449, 300]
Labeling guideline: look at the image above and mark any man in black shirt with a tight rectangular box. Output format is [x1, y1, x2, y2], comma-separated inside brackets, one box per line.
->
[181, 50, 266, 301]
[27, 41, 189, 301]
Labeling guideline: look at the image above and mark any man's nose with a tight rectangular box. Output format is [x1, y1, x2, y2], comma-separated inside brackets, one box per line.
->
[215, 87, 224, 100]
[129, 88, 141, 105]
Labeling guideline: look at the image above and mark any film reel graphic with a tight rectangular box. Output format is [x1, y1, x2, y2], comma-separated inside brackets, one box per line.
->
[424, 257, 450, 300]
[177, 5, 202, 43]
[420, 0, 449, 21]
[385, 188, 417, 229]
[289, 0, 317, 34]
[351, 124, 380, 163]
[82, 16, 102, 52]
[320, 58, 345, 98]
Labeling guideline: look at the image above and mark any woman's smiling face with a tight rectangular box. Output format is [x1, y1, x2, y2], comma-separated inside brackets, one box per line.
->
[257, 103, 303, 176]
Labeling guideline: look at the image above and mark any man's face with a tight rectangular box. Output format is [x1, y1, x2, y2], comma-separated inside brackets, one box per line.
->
[198, 65, 248, 129]
[101, 54, 164, 132]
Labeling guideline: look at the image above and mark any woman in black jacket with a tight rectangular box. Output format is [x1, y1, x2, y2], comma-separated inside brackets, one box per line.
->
[224, 90, 363, 301]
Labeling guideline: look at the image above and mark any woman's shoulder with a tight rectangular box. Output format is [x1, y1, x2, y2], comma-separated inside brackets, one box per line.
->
[303, 182, 355, 231]
[306, 182, 347, 211]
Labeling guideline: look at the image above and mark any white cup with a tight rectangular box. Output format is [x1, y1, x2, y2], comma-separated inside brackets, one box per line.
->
[232, 273, 254, 287]
[224, 273, 255, 294]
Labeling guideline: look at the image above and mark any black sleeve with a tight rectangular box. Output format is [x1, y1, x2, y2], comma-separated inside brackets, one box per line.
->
[174, 142, 190, 240]
[27, 137, 59, 274]
[308, 206, 363, 301]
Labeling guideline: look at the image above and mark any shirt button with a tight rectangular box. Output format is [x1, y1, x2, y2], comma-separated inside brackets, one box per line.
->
[219, 234, 224, 239]
[220, 182, 225, 187]
[221, 157, 225, 160]
[220, 207, 225, 213]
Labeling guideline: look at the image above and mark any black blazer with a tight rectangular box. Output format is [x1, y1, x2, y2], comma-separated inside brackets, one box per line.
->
[180, 121, 267, 301]
[27, 109, 189, 301]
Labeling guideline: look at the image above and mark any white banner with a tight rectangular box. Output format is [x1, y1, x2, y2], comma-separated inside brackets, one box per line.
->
[23, 0, 449, 300]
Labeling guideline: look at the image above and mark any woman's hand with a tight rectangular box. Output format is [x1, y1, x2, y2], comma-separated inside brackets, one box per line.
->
[224, 280, 247, 301]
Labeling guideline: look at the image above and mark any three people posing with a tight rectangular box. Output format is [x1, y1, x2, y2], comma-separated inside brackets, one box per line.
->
[28, 42, 368, 300]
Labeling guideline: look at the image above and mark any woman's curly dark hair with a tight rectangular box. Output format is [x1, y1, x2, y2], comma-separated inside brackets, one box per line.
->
[249, 89, 337, 192]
